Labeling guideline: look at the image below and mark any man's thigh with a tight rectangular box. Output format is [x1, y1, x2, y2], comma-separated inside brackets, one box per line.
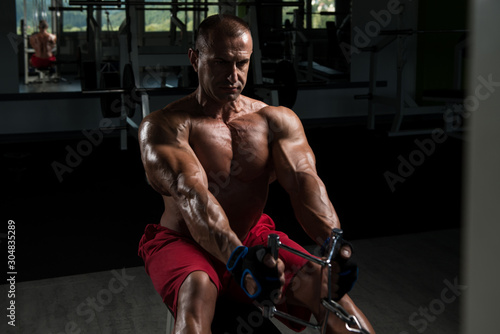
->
[141, 228, 223, 318]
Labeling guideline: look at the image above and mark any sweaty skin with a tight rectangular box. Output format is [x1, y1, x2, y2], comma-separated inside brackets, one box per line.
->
[29, 29, 56, 60]
[139, 31, 339, 267]
[139, 17, 375, 334]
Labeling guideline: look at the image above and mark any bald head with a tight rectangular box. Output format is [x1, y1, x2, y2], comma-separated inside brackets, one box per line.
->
[195, 14, 252, 53]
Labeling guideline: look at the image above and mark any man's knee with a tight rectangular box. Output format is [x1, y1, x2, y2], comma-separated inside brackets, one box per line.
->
[175, 271, 217, 333]
[286, 262, 325, 312]
[179, 271, 217, 312]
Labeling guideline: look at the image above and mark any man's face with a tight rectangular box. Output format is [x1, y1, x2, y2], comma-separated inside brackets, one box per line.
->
[193, 31, 253, 104]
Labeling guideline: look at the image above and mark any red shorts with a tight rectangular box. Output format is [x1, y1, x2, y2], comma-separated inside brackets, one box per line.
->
[30, 55, 56, 68]
[138, 213, 311, 331]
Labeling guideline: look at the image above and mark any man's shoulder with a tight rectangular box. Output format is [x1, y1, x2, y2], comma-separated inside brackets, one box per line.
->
[140, 96, 194, 137]
[256, 104, 301, 130]
[256, 104, 294, 116]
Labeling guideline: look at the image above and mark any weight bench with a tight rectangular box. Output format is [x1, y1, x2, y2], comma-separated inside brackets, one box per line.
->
[33, 66, 55, 83]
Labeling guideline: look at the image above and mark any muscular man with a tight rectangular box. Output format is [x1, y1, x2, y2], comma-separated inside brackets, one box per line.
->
[29, 20, 56, 68]
[138, 14, 375, 334]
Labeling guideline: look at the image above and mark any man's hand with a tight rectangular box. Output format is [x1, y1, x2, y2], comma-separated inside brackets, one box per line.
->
[323, 243, 358, 301]
[243, 253, 285, 303]
[227, 246, 285, 304]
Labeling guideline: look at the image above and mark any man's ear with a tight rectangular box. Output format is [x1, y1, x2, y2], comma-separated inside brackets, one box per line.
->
[188, 48, 199, 72]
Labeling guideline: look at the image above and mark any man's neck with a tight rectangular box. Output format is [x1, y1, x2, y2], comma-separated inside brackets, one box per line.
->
[195, 88, 243, 123]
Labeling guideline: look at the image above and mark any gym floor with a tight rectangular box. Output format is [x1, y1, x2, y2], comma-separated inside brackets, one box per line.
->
[0, 119, 463, 333]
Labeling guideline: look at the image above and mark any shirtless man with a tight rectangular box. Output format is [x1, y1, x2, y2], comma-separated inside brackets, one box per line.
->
[29, 20, 56, 68]
[138, 14, 375, 334]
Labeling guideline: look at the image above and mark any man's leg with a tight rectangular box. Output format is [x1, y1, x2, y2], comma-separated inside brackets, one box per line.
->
[174, 271, 218, 334]
[285, 261, 376, 334]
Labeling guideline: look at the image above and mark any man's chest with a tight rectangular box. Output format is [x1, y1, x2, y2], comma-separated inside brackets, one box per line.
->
[190, 115, 271, 182]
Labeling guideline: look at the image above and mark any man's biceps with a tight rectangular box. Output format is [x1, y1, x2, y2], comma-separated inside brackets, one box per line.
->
[157, 143, 198, 162]
[275, 138, 313, 162]
[275, 148, 317, 183]
[274, 163, 299, 191]
[143, 145, 182, 174]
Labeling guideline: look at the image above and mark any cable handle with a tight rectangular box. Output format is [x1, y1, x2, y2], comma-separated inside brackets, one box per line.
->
[267, 234, 280, 260]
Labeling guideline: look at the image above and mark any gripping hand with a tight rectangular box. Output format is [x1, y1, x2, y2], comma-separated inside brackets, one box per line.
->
[323, 235, 359, 301]
[336, 245, 359, 301]
[226, 246, 281, 303]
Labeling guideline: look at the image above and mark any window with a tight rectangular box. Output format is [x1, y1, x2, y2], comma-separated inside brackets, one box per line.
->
[312, 0, 336, 29]
[99, 8, 125, 31]
[281, 0, 338, 30]
[281, 0, 301, 29]
[16, 0, 54, 35]
[16, 0, 339, 35]
[16, 0, 129, 33]
[144, 0, 219, 32]
[60, 0, 87, 32]
[60, 1, 124, 32]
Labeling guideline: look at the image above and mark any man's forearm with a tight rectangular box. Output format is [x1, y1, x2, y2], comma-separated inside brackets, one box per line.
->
[154, 166, 242, 263]
[178, 186, 243, 263]
[143, 149, 242, 264]
[289, 172, 340, 245]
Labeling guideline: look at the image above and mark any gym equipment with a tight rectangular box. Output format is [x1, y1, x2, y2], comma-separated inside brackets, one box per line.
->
[99, 71, 122, 118]
[354, 6, 468, 136]
[263, 229, 371, 334]
[162, 228, 368, 333]
[378, 29, 468, 36]
[83, 61, 149, 149]
[70, 0, 307, 92]
[75, 1, 304, 153]
[22, 0, 68, 85]
[87, 59, 299, 118]
[23, 0, 49, 84]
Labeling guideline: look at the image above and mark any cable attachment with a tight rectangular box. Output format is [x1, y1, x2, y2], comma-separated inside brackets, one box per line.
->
[264, 231, 371, 334]
[322, 299, 371, 334]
